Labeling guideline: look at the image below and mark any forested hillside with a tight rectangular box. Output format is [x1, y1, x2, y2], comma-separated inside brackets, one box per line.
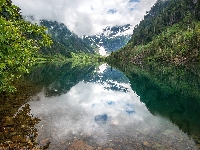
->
[107, 0, 200, 65]
[130, 0, 200, 46]
[39, 20, 95, 57]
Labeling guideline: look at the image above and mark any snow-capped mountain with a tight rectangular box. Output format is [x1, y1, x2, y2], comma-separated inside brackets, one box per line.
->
[82, 24, 132, 56]
[102, 24, 132, 37]
[24, 15, 131, 56]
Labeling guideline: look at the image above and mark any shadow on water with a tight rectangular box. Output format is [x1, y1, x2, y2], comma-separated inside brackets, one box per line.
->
[0, 100, 42, 149]
[0, 76, 43, 149]
[114, 62, 200, 145]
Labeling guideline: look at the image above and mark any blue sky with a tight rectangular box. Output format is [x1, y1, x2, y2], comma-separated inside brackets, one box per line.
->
[12, 0, 157, 36]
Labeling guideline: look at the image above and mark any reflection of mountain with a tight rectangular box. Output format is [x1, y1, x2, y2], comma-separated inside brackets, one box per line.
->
[25, 63, 131, 97]
[115, 63, 200, 141]
[28, 65, 198, 149]
[82, 24, 131, 54]
[87, 65, 130, 93]
[25, 63, 95, 97]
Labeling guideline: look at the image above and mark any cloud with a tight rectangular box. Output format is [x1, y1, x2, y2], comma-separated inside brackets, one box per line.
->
[12, 0, 157, 36]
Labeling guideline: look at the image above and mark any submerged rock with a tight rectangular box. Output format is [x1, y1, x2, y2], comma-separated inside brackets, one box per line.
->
[95, 114, 108, 124]
[125, 108, 135, 114]
[107, 101, 115, 105]
[68, 140, 93, 150]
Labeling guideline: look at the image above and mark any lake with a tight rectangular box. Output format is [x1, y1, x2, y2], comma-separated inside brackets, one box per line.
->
[0, 62, 200, 149]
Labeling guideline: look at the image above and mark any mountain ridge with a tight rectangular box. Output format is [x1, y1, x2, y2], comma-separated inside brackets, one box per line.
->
[39, 20, 95, 57]
[82, 24, 132, 55]
[107, 0, 200, 66]
[24, 16, 131, 57]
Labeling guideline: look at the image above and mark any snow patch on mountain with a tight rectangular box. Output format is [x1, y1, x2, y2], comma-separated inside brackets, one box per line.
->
[83, 24, 132, 56]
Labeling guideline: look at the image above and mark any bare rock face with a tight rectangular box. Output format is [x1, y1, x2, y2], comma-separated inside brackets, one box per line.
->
[68, 140, 93, 150]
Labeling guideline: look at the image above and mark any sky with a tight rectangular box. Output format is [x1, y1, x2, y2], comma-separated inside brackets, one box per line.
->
[12, 0, 157, 36]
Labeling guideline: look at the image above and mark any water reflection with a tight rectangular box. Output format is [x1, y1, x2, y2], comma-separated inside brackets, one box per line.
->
[121, 63, 200, 142]
[27, 64, 197, 149]
[0, 79, 45, 149]
[0, 104, 42, 149]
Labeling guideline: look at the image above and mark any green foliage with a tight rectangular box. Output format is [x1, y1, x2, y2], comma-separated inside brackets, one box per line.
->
[0, 0, 52, 92]
[148, 22, 200, 63]
[39, 20, 95, 57]
[70, 52, 105, 68]
[129, 0, 200, 46]
[107, 0, 200, 66]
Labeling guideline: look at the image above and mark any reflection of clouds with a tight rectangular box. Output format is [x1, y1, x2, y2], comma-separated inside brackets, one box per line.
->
[25, 81, 198, 150]
[24, 64, 197, 148]
[29, 82, 147, 141]
[28, 81, 194, 148]
[103, 81, 130, 92]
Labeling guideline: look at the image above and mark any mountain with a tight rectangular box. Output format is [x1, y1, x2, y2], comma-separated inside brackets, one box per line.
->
[82, 24, 132, 55]
[107, 0, 200, 65]
[24, 16, 131, 57]
[128, 0, 200, 46]
[23, 16, 96, 57]
[39, 20, 95, 57]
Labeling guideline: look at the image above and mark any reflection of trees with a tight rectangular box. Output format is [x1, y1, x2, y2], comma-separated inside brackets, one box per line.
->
[0, 104, 42, 149]
[112, 62, 200, 142]
[26, 63, 131, 98]
[0, 80, 50, 149]
[25, 63, 96, 97]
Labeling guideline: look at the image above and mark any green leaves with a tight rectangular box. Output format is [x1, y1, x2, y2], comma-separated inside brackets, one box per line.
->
[0, 1, 52, 93]
[0, 63, 6, 69]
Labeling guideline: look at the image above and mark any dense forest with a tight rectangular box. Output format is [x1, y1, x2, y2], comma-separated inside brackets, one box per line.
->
[107, 0, 200, 66]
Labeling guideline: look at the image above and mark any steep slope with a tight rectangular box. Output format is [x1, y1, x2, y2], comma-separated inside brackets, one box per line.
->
[107, 0, 200, 65]
[129, 0, 200, 46]
[39, 20, 95, 57]
[83, 24, 131, 55]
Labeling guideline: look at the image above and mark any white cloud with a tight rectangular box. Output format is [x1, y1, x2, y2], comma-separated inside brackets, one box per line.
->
[12, 0, 157, 36]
